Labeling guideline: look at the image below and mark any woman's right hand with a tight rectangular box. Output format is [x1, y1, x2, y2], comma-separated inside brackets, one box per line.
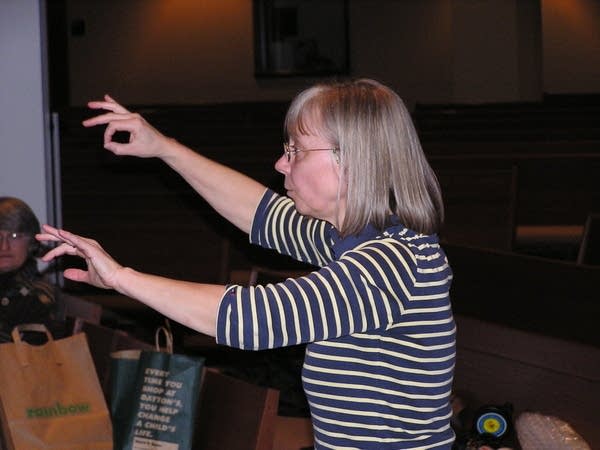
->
[82, 94, 172, 159]
[36, 224, 124, 291]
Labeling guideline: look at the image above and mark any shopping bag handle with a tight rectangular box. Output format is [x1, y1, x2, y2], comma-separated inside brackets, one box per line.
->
[155, 326, 173, 354]
[10, 323, 62, 368]
[11, 323, 54, 344]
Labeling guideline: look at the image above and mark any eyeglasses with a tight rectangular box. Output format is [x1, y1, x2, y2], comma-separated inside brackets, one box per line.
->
[283, 142, 339, 163]
[0, 231, 29, 246]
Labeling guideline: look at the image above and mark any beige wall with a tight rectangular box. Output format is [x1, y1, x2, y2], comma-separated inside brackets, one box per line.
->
[66, 0, 460, 107]
[452, 0, 521, 103]
[67, 0, 277, 104]
[65, 0, 599, 107]
[348, 0, 455, 106]
[541, 0, 600, 94]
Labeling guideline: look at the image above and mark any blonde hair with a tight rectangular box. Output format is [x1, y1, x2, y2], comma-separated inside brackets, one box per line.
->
[284, 79, 443, 237]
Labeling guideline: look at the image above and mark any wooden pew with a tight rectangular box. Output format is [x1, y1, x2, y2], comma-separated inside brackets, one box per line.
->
[193, 368, 279, 450]
[445, 243, 599, 346]
[413, 94, 600, 142]
[454, 315, 599, 448]
[428, 148, 600, 253]
[416, 95, 600, 253]
[445, 243, 600, 447]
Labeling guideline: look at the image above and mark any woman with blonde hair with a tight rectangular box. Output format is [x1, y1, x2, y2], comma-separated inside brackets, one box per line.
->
[40, 79, 455, 449]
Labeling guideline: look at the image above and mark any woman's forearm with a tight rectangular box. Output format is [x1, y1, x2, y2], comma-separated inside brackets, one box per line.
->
[115, 266, 226, 336]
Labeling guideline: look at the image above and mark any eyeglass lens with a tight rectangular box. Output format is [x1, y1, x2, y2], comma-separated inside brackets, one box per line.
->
[0, 232, 27, 245]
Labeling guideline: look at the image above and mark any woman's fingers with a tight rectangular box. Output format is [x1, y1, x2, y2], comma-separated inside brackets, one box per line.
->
[102, 119, 139, 150]
[83, 96, 167, 158]
[82, 111, 137, 128]
[40, 242, 79, 262]
[82, 110, 157, 157]
[37, 225, 71, 248]
[36, 232, 61, 243]
[82, 93, 132, 128]
[40, 224, 77, 246]
[37, 225, 120, 290]
[85, 94, 129, 113]
[37, 227, 87, 263]
[38, 225, 93, 257]
[63, 268, 92, 283]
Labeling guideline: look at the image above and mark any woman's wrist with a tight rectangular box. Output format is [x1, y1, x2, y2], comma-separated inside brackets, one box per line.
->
[112, 266, 135, 296]
[160, 137, 188, 163]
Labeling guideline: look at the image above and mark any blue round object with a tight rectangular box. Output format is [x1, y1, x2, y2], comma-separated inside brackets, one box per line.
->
[476, 411, 508, 437]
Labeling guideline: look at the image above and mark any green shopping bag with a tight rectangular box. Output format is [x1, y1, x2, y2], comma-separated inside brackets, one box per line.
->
[109, 325, 204, 450]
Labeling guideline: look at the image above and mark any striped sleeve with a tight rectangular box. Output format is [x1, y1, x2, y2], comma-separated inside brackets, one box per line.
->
[216, 237, 451, 350]
[249, 190, 335, 267]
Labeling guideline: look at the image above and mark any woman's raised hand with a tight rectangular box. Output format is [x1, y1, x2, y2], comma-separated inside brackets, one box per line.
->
[82, 94, 171, 159]
[36, 224, 124, 291]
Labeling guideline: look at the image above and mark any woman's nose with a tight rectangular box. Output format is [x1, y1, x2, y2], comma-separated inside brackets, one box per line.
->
[274, 154, 290, 175]
[0, 235, 9, 250]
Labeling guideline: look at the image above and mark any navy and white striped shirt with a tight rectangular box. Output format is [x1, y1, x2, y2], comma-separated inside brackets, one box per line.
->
[217, 190, 456, 449]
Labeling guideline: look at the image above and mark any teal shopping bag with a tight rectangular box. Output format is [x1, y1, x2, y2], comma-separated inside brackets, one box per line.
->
[109, 326, 204, 450]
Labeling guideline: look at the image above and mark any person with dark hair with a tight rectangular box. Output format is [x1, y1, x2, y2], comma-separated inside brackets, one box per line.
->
[0, 197, 59, 342]
[39, 79, 456, 449]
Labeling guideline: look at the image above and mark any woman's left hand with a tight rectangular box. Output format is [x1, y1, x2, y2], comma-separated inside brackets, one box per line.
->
[36, 225, 124, 291]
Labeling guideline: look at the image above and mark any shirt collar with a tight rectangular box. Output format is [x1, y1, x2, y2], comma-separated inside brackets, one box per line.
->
[328, 218, 409, 258]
